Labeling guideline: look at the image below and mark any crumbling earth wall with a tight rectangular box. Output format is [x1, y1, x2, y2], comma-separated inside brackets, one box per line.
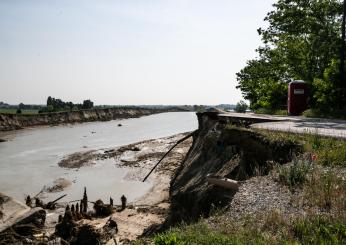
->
[0, 107, 187, 131]
[169, 112, 301, 224]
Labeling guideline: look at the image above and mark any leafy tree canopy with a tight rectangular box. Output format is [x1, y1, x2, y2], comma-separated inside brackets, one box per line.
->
[237, 0, 345, 111]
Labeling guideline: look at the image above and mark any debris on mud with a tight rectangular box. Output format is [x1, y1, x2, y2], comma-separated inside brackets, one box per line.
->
[0, 193, 47, 244]
[58, 150, 97, 168]
[44, 178, 72, 193]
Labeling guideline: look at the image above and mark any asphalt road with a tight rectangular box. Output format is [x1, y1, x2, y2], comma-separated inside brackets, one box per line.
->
[221, 112, 346, 139]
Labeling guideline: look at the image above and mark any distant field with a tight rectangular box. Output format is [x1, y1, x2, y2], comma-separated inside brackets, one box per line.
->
[0, 109, 39, 115]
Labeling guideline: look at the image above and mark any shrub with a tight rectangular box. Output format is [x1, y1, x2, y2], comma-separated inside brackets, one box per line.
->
[154, 233, 185, 245]
[302, 109, 320, 118]
[277, 159, 310, 190]
[234, 101, 248, 113]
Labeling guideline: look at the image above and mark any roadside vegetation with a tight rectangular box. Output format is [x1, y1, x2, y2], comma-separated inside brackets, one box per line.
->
[143, 214, 346, 245]
[255, 108, 288, 116]
[136, 129, 346, 244]
[302, 108, 346, 120]
[236, 0, 346, 118]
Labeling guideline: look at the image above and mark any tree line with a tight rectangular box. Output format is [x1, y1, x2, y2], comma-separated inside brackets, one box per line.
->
[236, 0, 346, 115]
[39, 96, 94, 113]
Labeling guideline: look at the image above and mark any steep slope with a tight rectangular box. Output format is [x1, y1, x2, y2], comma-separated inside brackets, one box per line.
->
[0, 107, 184, 131]
[169, 112, 301, 224]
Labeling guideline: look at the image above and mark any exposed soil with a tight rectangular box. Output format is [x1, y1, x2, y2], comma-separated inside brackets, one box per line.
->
[0, 107, 189, 131]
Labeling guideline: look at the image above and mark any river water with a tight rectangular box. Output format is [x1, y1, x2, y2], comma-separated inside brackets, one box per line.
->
[0, 112, 198, 204]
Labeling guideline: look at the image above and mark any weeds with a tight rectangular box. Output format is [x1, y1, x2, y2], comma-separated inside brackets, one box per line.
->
[258, 129, 346, 167]
[145, 212, 346, 245]
[255, 108, 288, 116]
[304, 169, 346, 212]
[293, 216, 346, 244]
[302, 108, 346, 120]
[277, 158, 310, 190]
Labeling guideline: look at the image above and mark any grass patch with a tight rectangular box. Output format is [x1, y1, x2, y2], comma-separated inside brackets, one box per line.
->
[293, 216, 346, 244]
[257, 129, 346, 167]
[303, 108, 346, 120]
[0, 108, 39, 115]
[304, 169, 346, 211]
[255, 108, 288, 116]
[150, 222, 265, 245]
[305, 133, 346, 167]
[139, 212, 346, 245]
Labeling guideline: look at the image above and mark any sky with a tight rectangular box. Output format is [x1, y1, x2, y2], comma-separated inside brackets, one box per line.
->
[0, 0, 275, 105]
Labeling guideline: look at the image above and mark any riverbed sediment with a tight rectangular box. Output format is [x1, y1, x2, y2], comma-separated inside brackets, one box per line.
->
[29, 132, 193, 243]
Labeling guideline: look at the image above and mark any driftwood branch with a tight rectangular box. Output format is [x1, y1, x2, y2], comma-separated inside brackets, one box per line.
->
[142, 132, 195, 182]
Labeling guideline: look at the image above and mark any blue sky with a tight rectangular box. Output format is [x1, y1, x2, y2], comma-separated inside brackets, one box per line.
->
[0, 0, 274, 105]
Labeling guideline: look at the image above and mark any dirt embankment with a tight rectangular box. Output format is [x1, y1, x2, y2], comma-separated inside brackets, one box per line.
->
[0, 107, 187, 131]
[167, 112, 302, 225]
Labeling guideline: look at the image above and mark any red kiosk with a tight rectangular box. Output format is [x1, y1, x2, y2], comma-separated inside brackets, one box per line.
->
[288, 80, 308, 115]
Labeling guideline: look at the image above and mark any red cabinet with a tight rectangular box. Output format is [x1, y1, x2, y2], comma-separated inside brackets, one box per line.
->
[288, 80, 308, 115]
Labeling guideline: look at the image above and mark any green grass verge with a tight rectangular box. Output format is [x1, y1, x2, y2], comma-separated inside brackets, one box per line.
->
[257, 130, 346, 167]
[302, 109, 346, 120]
[255, 108, 288, 116]
[0, 109, 39, 115]
[136, 214, 346, 245]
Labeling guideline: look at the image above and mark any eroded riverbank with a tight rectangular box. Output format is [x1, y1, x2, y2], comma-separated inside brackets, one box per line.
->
[0, 107, 189, 132]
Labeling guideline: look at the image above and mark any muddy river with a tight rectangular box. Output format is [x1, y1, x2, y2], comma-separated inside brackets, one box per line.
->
[0, 112, 197, 204]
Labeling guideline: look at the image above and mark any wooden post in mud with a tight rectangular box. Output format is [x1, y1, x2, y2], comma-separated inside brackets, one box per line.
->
[121, 195, 127, 210]
[82, 187, 88, 213]
[142, 132, 195, 182]
[25, 195, 32, 207]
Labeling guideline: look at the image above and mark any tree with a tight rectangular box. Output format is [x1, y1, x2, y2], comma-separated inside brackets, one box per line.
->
[234, 101, 248, 113]
[82, 100, 94, 109]
[237, 0, 344, 111]
[47, 96, 53, 107]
